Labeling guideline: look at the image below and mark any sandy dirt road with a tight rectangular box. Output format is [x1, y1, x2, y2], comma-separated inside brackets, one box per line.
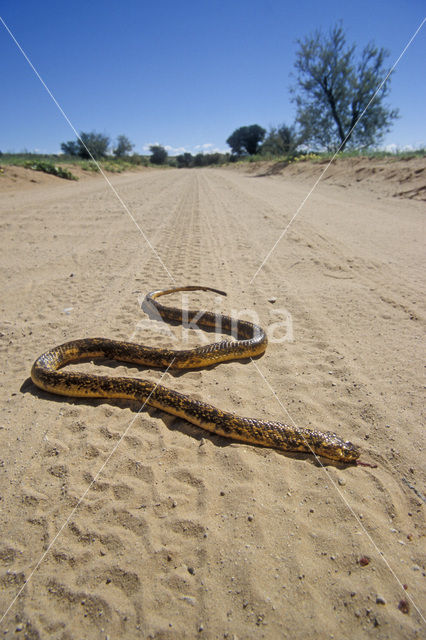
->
[0, 167, 425, 638]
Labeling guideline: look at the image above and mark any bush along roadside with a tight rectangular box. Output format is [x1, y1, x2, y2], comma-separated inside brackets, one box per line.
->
[23, 160, 78, 180]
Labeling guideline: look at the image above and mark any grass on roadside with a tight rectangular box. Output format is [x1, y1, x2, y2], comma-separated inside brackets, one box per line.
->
[56, 154, 151, 172]
[1, 148, 424, 180]
[235, 147, 426, 167]
[0, 153, 152, 178]
[0, 153, 153, 179]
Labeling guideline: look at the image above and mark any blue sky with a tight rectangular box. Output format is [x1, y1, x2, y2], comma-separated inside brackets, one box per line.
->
[1, 1, 425, 155]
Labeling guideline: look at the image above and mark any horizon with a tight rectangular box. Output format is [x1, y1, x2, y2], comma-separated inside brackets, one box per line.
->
[1, 1, 425, 155]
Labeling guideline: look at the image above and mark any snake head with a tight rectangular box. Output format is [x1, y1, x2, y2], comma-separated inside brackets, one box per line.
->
[315, 431, 361, 463]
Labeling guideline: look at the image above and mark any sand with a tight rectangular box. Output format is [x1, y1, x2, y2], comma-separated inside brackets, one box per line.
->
[0, 159, 425, 638]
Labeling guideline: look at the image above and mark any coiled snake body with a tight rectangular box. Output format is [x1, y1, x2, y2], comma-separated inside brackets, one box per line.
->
[31, 286, 360, 463]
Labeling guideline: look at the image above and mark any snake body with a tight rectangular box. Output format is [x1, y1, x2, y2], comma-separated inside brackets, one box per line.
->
[31, 286, 360, 463]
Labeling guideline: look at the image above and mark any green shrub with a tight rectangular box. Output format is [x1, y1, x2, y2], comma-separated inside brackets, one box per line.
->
[80, 161, 100, 172]
[128, 154, 149, 166]
[23, 160, 77, 180]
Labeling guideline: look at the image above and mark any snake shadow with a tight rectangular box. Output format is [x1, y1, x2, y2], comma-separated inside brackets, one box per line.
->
[21, 371, 352, 468]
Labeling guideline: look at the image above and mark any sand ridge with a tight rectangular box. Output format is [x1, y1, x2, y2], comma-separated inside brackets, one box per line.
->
[0, 163, 425, 638]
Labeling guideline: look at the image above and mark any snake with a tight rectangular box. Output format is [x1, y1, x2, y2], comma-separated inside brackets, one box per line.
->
[31, 285, 361, 464]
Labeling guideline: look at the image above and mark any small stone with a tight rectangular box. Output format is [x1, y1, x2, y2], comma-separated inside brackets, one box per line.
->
[198, 624, 204, 632]
[188, 567, 195, 575]
[338, 478, 346, 486]
[15, 624, 23, 631]
[412, 565, 420, 571]
[359, 556, 370, 566]
[376, 596, 386, 605]
[268, 297, 277, 304]
[220, 491, 225, 496]
[247, 515, 254, 522]
[172, 500, 177, 508]
[106, 578, 111, 584]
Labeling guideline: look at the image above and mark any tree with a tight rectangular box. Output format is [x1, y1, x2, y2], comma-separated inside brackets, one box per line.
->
[149, 145, 168, 165]
[113, 134, 134, 157]
[292, 24, 398, 151]
[61, 140, 79, 156]
[77, 132, 110, 159]
[262, 124, 300, 156]
[193, 153, 206, 167]
[176, 152, 194, 168]
[226, 125, 266, 156]
[205, 152, 223, 165]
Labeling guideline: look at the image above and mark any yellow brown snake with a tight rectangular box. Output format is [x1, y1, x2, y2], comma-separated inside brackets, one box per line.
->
[31, 286, 361, 463]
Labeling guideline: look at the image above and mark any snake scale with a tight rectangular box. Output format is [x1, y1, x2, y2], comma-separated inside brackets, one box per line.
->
[31, 286, 361, 463]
